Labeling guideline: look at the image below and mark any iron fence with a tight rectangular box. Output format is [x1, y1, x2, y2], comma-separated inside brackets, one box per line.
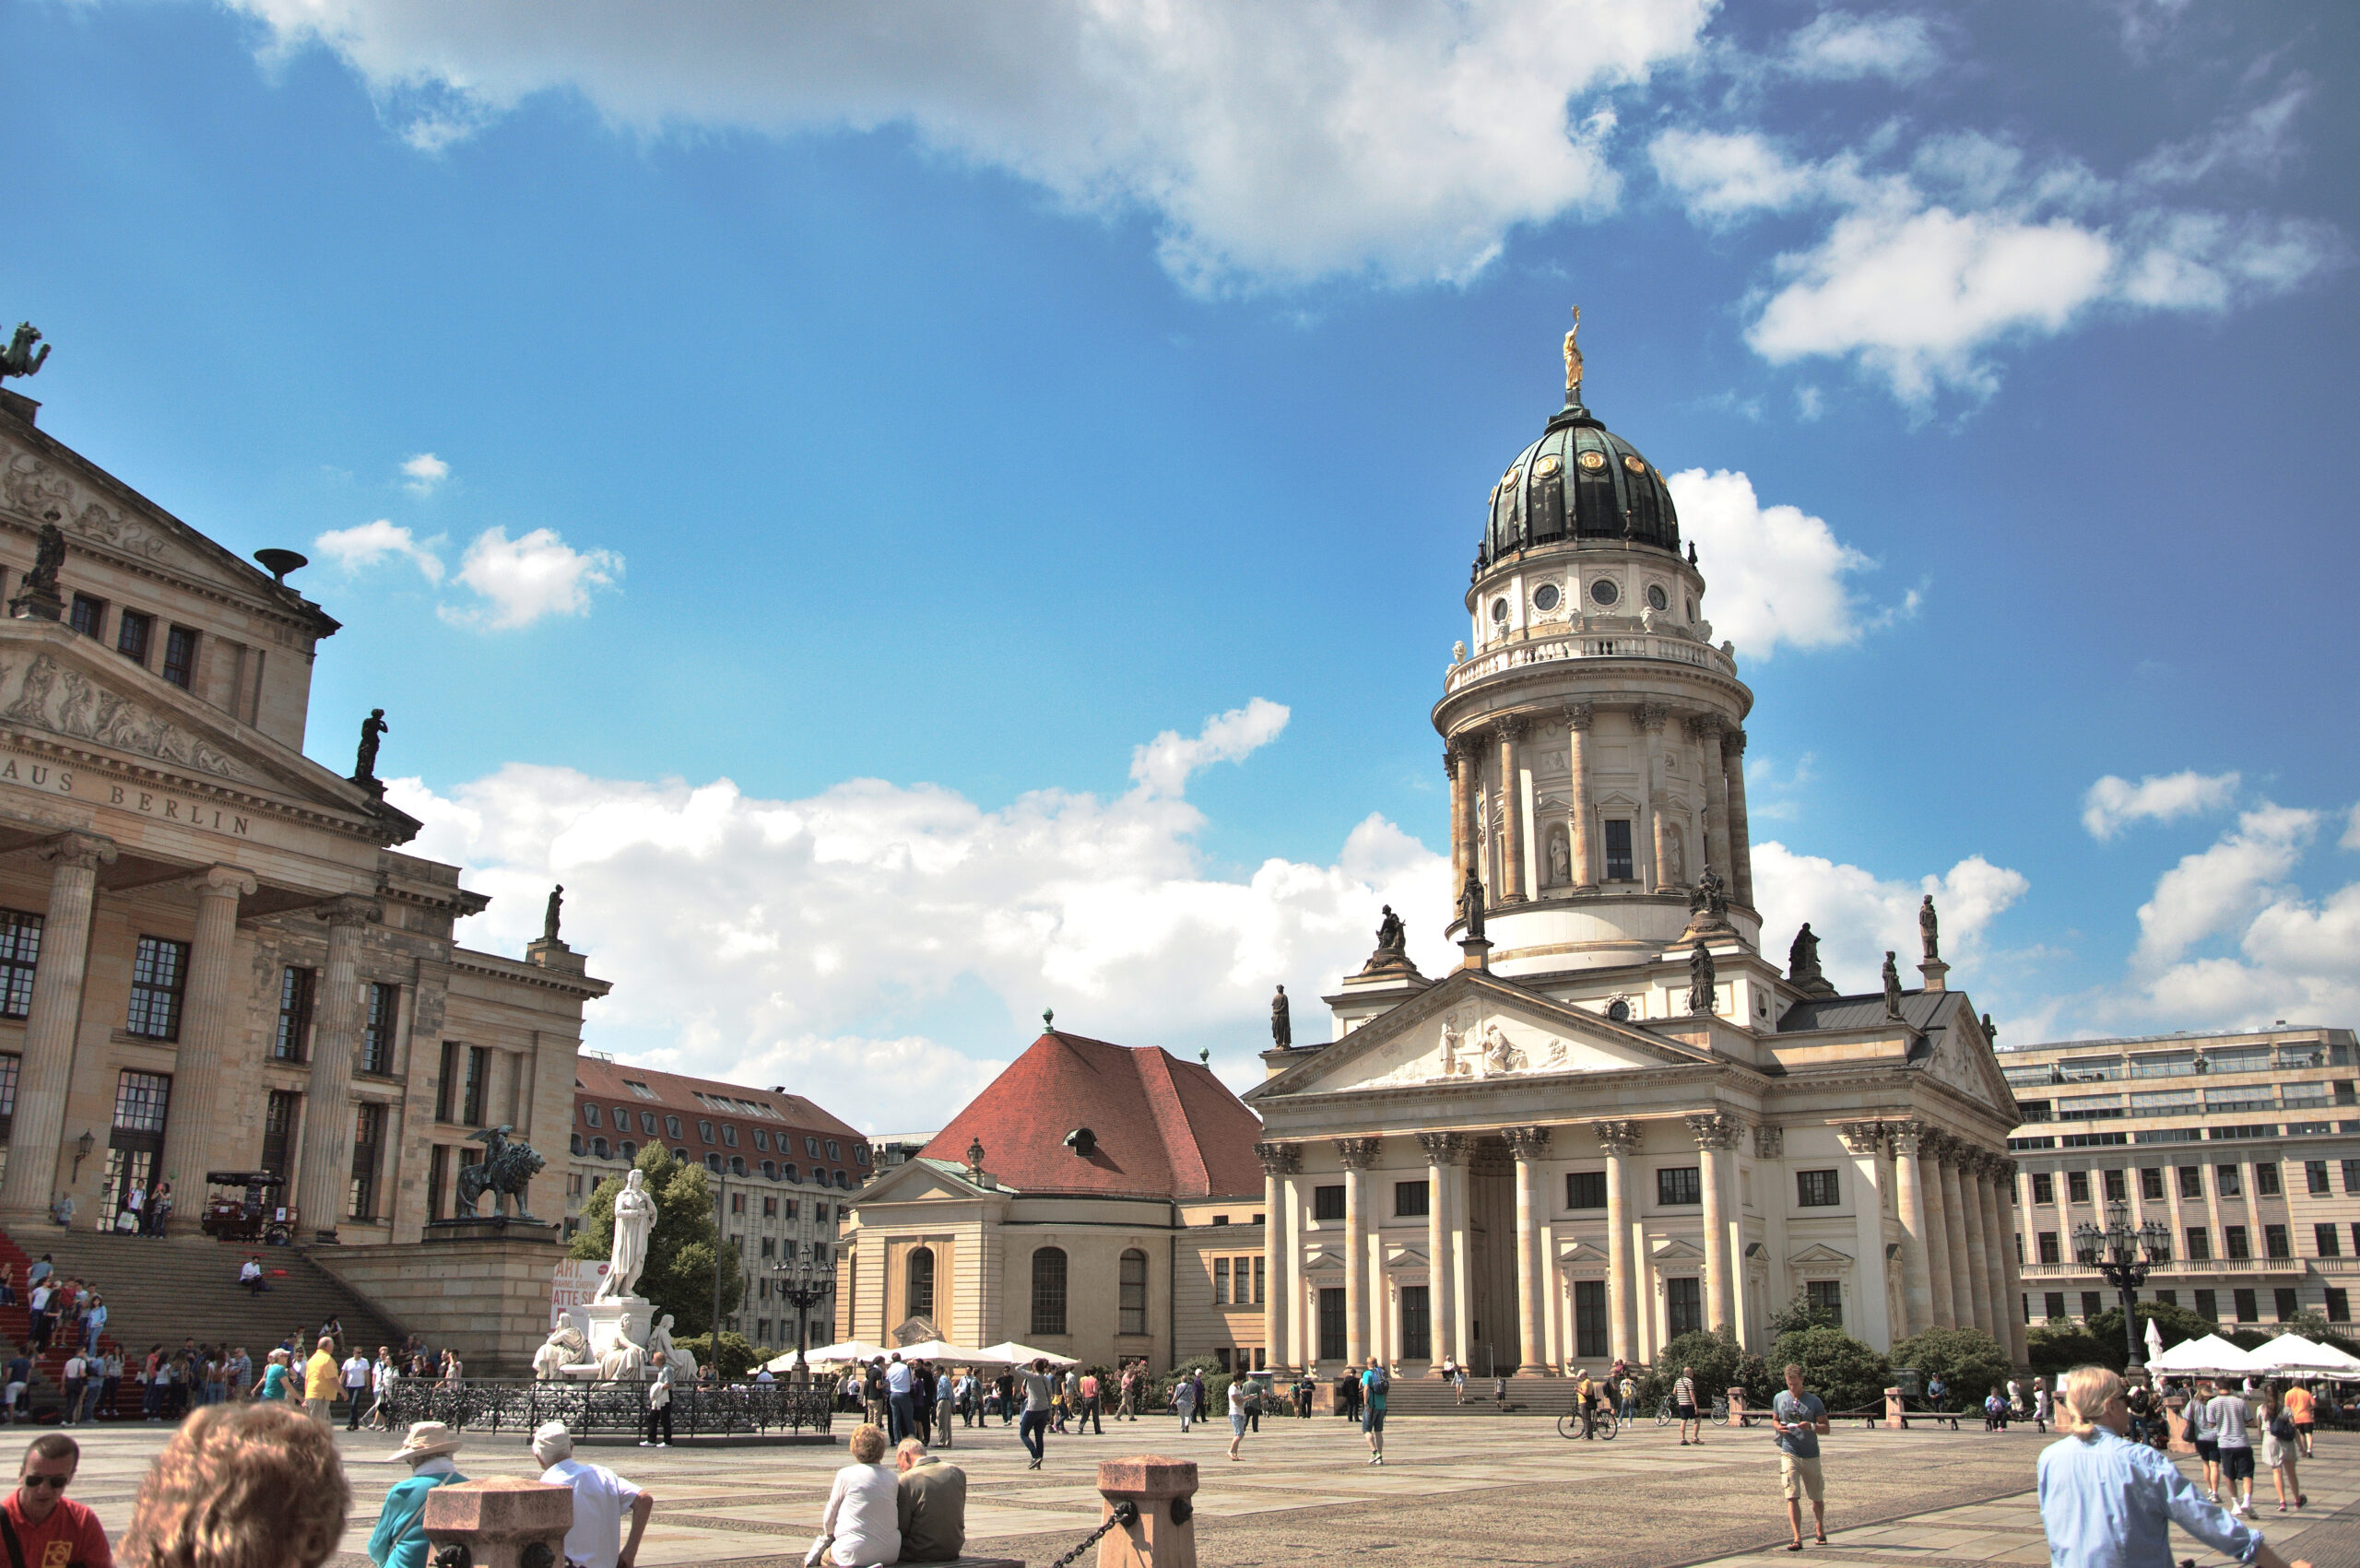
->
[381, 1379, 832, 1437]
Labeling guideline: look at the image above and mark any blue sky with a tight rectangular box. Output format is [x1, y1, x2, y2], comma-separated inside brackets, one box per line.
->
[8, 0, 2355, 1127]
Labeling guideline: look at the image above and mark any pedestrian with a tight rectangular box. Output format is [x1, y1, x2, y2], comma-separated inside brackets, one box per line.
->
[1225, 1372, 1251, 1462]
[2034, 1377, 2052, 1435]
[884, 1354, 916, 1445]
[3, 1349, 30, 1424]
[1018, 1358, 1056, 1470]
[2208, 1377, 2257, 1516]
[1080, 1368, 1101, 1434]
[99, 1351, 122, 1421]
[1675, 1364, 1703, 1445]
[1243, 1373, 1261, 1433]
[995, 1369, 1015, 1427]
[341, 1347, 372, 1431]
[1493, 1373, 1506, 1413]
[2037, 1366, 2309, 1568]
[369, 1422, 468, 1568]
[1620, 1371, 1637, 1422]
[255, 1349, 293, 1403]
[2190, 1381, 2221, 1500]
[302, 1338, 339, 1428]
[1927, 1373, 1950, 1422]
[533, 1421, 652, 1568]
[1773, 1362, 1832, 1550]
[5, 1434, 113, 1568]
[82, 1293, 107, 1354]
[934, 1365, 957, 1450]
[27, 1280, 52, 1353]
[643, 1350, 675, 1448]
[122, 1401, 351, 1568]
[228, 1347, 253, 1404]
[2283, 1380, 2316, 1460]
[125, 1179, 147, 1236]
[2008, 1376, 2024, 1419]
[2260, 1390, 2307, 1515]
[1360, 1357, 1389, 1466]
[59, 1351, 87, 1427]
[1445, 1356, 1465, 1405]
[148, 1178, 173, 1238]
[1173, 1372, 1197, 1434]
[1118, 1363, 1139, 1421]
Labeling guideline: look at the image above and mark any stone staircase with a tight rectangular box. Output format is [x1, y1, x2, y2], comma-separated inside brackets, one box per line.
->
[0, 1227, 406, 1420]
[1288, 1370, 1575, 1419]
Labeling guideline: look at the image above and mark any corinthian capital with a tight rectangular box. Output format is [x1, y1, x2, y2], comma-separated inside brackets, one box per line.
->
[1685, 1112, 1740, 1150]
[1723, 727, 1748, 757]
[1254, 1140, 1302, 1177]
[1684, 713, 1726, 743]
[1334, 1137, 1381, 1171]
[1504, 1125, 1552, 1161]
[1564, 702, 1595, 733]
[1636, 702, 1670, 733]
[1837, 1121, 1888, 1157]
[1496, 714, 1528, 744]
[1887, 1119, 1927, 1157]
[1415, 1131, 1469, 1166]
[1591, 1119, 1641, 1157]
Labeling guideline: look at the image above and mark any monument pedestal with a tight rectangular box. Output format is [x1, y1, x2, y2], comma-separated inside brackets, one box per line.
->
[575, 1296, 655, 1362]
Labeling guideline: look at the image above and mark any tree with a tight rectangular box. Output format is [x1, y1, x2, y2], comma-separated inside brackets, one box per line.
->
[1657, 1327, 1773, 1408]
[1767, 1289, 1844, 1339]
[569, 1145, 745, 1342]
[1892, 1326, 2010, 1404]
[2026, 1323, 2115, 1381]
[2083, 1300, 2217, 1366]
[1769, 1325, 1891, 1414]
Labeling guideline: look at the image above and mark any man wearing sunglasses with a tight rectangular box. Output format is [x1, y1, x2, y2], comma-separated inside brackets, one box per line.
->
[1, 1433, 111, 1567]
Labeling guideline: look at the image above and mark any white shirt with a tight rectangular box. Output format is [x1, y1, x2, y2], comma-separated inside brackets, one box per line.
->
[63, 1356, 86, 1381]
[239, 1261, 262, 1282]
[343, 1355, 371, 1388]
[542, 1457, 643, 1568]
[884, 1361, 914, 1395]
[821, 1462, 900, 1568]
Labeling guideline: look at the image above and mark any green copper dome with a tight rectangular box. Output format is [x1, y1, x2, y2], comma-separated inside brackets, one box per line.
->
[1476, 399, 1682, 572]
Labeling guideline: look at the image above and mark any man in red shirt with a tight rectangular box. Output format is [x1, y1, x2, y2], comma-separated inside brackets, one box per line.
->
[2, 1433, 112, 1567]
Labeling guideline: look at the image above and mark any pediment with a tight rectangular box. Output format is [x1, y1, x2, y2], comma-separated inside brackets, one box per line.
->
[1554, 1238, 1610, 1265]
[1922, 1008, 2023, 1125]
[1788, 1244, 1855, 1269]
[1248, 968, 1709, 1102]
[1650, 1236, 1705, 1262]
[845, 1158, 997, 1208]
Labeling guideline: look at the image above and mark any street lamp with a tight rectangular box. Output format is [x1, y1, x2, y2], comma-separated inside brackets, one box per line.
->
[770, 1253, 838, 1382]
[2072, 1198, 2172, 1371]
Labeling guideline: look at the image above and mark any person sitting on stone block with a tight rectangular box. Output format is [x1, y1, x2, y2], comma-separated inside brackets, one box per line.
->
[892, 1438, 965, 1562]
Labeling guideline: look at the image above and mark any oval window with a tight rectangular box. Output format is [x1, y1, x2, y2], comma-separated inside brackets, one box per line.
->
[1491, 597, 1510, 623]
[1646, 584, 1669, 611]
[1607, 998, 1630, 1022]
[1533, 584, 1561, 612]
[1589, 579, 1620, 607]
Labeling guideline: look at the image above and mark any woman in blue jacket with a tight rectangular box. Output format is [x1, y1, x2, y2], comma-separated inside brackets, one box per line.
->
[370, 1421, 469, 1568]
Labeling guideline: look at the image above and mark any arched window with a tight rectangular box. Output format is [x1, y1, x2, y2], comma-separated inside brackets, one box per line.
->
[782, 1163, 799, 1184]
[1118, 1249, 1148, 1336]
[672, 1147, 689, 1162]
[761, 1161, 776, 1180]
[836, 1170, 851, 1189]
[705, 1152, 723, 1173]
[1031, 1247, 1068, 1337]
[620, 1141, 636, 1161]
[591, 1137, 609, 1160]
[907, 1246, 936, 1318]
[730, 1156, 747, 1176]
[570, 1133, 584, 1156]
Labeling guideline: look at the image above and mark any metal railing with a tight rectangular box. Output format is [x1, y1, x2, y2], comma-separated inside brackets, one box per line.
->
[381, 1379, 832, 1436]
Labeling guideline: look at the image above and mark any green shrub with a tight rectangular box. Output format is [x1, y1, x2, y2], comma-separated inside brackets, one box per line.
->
[1657, 1327, 1773, 1408]
[1767, 1289, 1844, 1338]
[1891, 1326, 2010, 1403]
[2026, 1323, 2114, 1380]
[1768, 1325, 1891, 1414]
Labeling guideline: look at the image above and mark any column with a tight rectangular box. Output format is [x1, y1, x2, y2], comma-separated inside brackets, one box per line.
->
[1958, 1149, 1994, 1337]
[0, 832, 117, 1220]
[1454, 743, 1481, 902]
[1938, 1145, 1977, 1332]
[1564, 703, 1596, 890]
[1505, 1126, 1552, 1372]
[1891, 1123, 1935, 1337]
[1594, 1120, 1641, 1362]
[1638, 704, 1671, 890]
[1998, 1159, 2031, 1366]
[293, 896, 377, 1242]
[157, 865, 258, 1193]
[1974, 1156, 2012, 1354]
[1255, 1141, 1300, 1373]
[1839, 1123, 1894, 1350]
[1282, 1170, 1305, 1367]
[1689, 715, 1732, 885]
[1337, 1137, 1378, 1367]
[1690, 1112, 1740, 1335]
[1918, 1128, 1957, 1328]
[1446, 748, 1467, 890]
[1723, 728, 1755, 908]
[1495, 719, 1528, 902]
[1416, 1133, 1467, 1373]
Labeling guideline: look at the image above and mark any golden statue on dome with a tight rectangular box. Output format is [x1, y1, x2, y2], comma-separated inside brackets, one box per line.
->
[1563, 305, 1584, 396]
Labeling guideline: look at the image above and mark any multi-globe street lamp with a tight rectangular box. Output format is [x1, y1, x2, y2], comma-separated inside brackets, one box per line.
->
[771, 1254, 838, 1381]
[2072, 1198, 2173, 1371]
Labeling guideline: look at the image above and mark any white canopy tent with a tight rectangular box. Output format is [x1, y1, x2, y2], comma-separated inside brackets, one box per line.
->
[771, 1339, 891, 1372]
[891, 1338, 995, 1365]
[975, 1341, 1081, 1367]
[2250, 1334, 2360, 1376]
[2146, 1334, 2264, 1375]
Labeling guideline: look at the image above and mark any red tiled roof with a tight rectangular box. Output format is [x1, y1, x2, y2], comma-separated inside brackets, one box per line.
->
[918, 1032, 1264, 1200]
[572, 1057, 866, 1179]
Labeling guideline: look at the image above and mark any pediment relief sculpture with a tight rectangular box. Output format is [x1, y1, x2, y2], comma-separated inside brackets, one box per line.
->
[3, 443, 171, 563]
[2, 651, 248, 781]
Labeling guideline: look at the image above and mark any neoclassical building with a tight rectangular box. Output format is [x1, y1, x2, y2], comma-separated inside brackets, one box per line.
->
[1244, 329, 2028, 1377]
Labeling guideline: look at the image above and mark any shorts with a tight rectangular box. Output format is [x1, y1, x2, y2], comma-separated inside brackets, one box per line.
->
[2295, 1421, 2315, 1433]
[1780, 1454, 1824, 1503]
[1674, 1403, 1697, 1421]
[1362, 1407, 1386, 1433]
[2220, 1447, 2255, 1482]
[1230, 1413, 1247, 1436]
[2194, 1438, 2218, 1461]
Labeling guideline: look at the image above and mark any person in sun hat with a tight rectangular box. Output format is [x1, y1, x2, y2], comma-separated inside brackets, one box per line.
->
[368, 1421, 468, 1568]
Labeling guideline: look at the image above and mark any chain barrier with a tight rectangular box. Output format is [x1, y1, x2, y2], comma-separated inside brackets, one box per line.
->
[1045, 1500, 1138, 1568]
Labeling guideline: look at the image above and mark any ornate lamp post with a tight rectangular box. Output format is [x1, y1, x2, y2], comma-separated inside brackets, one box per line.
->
[771, 1254, 838, 1382]
[2072, 1199, 2172, 1371]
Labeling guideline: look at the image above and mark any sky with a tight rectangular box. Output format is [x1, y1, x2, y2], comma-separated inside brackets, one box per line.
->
[6, 0, 2356, 1131]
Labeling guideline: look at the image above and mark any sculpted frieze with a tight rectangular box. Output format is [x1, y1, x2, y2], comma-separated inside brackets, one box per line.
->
[2, 442, 171, 562]
[1316, 1003, 1660, 1092]
[1, 652, 247, 781]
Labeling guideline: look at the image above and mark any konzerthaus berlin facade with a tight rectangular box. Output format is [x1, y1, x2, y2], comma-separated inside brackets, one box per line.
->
[1243, 336, 2029, 1377]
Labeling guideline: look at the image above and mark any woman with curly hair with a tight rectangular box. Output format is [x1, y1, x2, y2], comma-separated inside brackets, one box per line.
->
[119, 1403, 349, 1568]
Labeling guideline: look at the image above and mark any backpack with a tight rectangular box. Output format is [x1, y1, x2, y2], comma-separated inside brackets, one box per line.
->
[2270, 1410, 2296, 1442]
[1364, 1367, 1389, 1396]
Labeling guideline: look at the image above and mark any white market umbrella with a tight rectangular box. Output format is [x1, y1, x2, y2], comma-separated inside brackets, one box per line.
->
[2145, 1317, 2166, 1359]
[2250, 1334, 2360, 1376]
[892, 1339, 993, 1365]
[2146, 1334, 2262, 1375]
[779, 1339, 891, 1371]
[975, 1341, 1080, 1367]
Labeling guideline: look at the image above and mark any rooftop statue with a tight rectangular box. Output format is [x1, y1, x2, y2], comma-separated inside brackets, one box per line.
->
[1882, 951, 1904, 1018]
[1563, 305, 1584, 396]
[1269, 984, 1292, 1049]
[24, 523, 64, 596]
[1458, 869, 1486, 942]
[544, 883, 565, 944]
[1919, 894, 1941, 964]
[1687, 942, 1716, 1016]
[1688, 867, 1729, 923]
[1788, 923, 1821, 983]
[1375, 904, 1406, 956]
[353, 708, 388, 782]
[1, 324, 49, 382]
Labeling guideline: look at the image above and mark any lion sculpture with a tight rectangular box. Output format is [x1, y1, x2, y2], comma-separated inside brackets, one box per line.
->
[455, 1125, 547, 1220]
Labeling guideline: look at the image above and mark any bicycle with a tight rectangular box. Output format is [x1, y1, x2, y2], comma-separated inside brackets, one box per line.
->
[1656, 1394, 1731, 1426]
[1557, 1400, 1619, 1442]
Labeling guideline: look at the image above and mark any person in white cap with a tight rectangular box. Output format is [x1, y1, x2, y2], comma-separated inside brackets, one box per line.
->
[533, 1421, 653, 1568]
[368, 1421, 467, 1568]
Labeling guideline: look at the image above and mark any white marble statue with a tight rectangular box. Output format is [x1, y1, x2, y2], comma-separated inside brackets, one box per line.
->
[597, 1330, 648, 1382]
[532, 1333, 572, 1383]
[596, 1169, 656, 1302]
[647, 1312, 698, 1385]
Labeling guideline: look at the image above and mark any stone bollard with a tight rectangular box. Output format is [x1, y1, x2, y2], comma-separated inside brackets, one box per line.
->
[422, 1476, 573, 1568]
[1883, 1386, 1906, 1429]
[1096, 1456, 1198, 1568]
[1728, 1386, 1747, 1427]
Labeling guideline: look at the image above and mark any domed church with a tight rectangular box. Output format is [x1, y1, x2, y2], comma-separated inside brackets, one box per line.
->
[1244, 319, 2028, 1377]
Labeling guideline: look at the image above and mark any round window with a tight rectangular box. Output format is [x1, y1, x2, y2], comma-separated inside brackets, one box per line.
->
[1646, 584, 1669, 611]
[1533, 584, 1561, 612]
[1607, 998, 1630, 1022]
[1589, 578, 1620, 607]
[1490, 597, 1509, 623]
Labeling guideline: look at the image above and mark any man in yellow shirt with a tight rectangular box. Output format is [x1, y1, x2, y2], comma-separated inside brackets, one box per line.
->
[303, 1336, 340, 1428]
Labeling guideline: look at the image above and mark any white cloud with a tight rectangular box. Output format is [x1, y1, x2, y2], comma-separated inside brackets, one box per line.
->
[1128, 699, 1290, 797]
[2081, 770, 2240, 841]
[1666, 468, 1886, 657]
[1648, 131, 1844, 222]
[401, 452, 450, 494]
[2132, 85, 2311, 190]
[1751, 841, 2027, 995]
[2343, 804, 2360, 852]
[385, 707, 1453, 1127]
[312, 519, 445, 584]
[1780, 11, 1940, 83]
[216, 0, 1716, 291]
[441, 526, 622, 630]
[2130, 803, 2317, 971]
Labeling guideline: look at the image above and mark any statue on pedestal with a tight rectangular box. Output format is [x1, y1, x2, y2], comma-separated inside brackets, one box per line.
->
[353, 708, 388, 784]
[648, 1313, 698, 1385]
[596, 1169, 656, 1302]
[1687, 943, 1716, 1016]
[1919, 894, 1941, 964]
[544, 884, 565, 944]
[455, 1125, 546, 1220]
[1269, 985, 1291, 1049]
[1458, 871, 1486, 942]
[1882, 951, 1905, 1018]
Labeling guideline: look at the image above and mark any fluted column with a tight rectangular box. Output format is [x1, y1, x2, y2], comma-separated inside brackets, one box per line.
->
[1594, 1120, 1641, 1362]
[294, 896, 377, 1241]
[1689, 715, 1733, 886]
[1974, 1155, 2012, 1352]
[1937, 1144, 1976, 1332]
[1894, 1122, 1942, 1332]
[1337, 1137, 1378, 1367]
[1564, 703, 1596, 890]
[1495, 719, 1528, 902]
[1505, 1126, 1552, 1372]
[1454, 743, 1481, 901]
[1416, 1133, 1467, 1371]
[0, 832, 117, 1220]
[157, 866, 259, 1194]
[1838, 1122, 1894, 1350]
[1689, 1112, 1740, 1335]
[1957, 1148, 1994, 1337]
[1997, 1158, 2030, 1366]
[1256, 1141, 1300, 1373]
[1723, 728, 1755, 908]
[1638, 704, 1670, 890]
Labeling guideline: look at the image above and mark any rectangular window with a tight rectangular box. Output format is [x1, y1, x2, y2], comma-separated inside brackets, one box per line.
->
[729, 1193, 745, 1215]
[2185, 1227, 2211, 1260]
[1805, 1279, 1844, 1326]
[348, 1103, 385, 1220]
[427, 1144, 450, 1222]
[1565, 1171, 1606, 1209]
[2307, 1160, 2332, 1196]
[2194, 1288, 2218, 1321]
[2140, 1168, 2164, 1200]
[262, 1090, 298, 1177]
[722, 1124, 738, 1147]
[2180, 1165, 2205, 1198]
[583, 1103, 601, 1127]
[2233, 1289, 2259, 1324]
[2330, 1289, 2351, 1324]
[359, 984, 397, 1076]
[2044, 1291, 2067, 1321]
[1400, 1283, 1432, 1361]
[2216, 1164, 2243, 1197]
[1796, 1170, 1841, 1207]
[1120, 1251, 1149, 1335]
[1313, 1185, 1346, 1221]
[68, 595, 104, 639]
[1253, 1256, 1266, 1305]
[2038, 1232, 2060, 1264]
[2255, 1162, 2282, 1197]
[115, 609, 153, 665]
[762, 1197, 777, 1218]
[1603, 819, 1634, 881]
[2225, 1225, 2250, 1260]
[0, 910, 41, 1020]
[1318, 1287, 1347, 1362]
[782, 1199, 797, 1220]
[1666, 1276, 1704, 1338]
[2103, 1169, 2127, 1202]
[2082, 1291, 2105, 1320]
[463, 1046, 488, 1126]
[160, 626, 197, 689]
[1395, 1179, 1430, 1218]
[2265, 1224, 2290, 1259]
[274, 968, 314, 1062]
[2318, 1224, 2342, 1257]
[2066, 1171, 2089, 1203]
[1213, 1257, 1230, 1305]
[112, 1069, 170, 1132]
[2155, 1291, 2177, 1308]
[1573, 1279, 1608, 1358]
[2032, 1172, 2054, 1204]
[1658, 1166, 1702, 1206]
[125, 937, 190, 1041]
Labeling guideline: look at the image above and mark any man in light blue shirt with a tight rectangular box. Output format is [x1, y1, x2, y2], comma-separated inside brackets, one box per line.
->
[2038, 1370, 2307, 1568]
[1772, 1363, 1830, 1550]
[885, 1354, 917, 1444]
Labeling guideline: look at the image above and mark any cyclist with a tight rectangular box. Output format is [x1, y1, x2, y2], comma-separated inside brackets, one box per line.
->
[1574, 1368, 1596, 1439]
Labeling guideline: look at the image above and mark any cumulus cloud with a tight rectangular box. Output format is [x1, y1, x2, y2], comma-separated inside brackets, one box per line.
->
[401, 452, 450, 494]
[1780, 11, 1940, 83]
[312, 519, 445, 584]
[215, 0, 1715, 291]
[1751, 841, 2028, 994]
[386, 708, 1453, 1126]
[2081, 770, 2240, 841]
[440, 525, 623, 630]
[2130, 803, 2317, 972]
[1666, 468, 1897, 657]
[1128, 699, 1289, 797]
